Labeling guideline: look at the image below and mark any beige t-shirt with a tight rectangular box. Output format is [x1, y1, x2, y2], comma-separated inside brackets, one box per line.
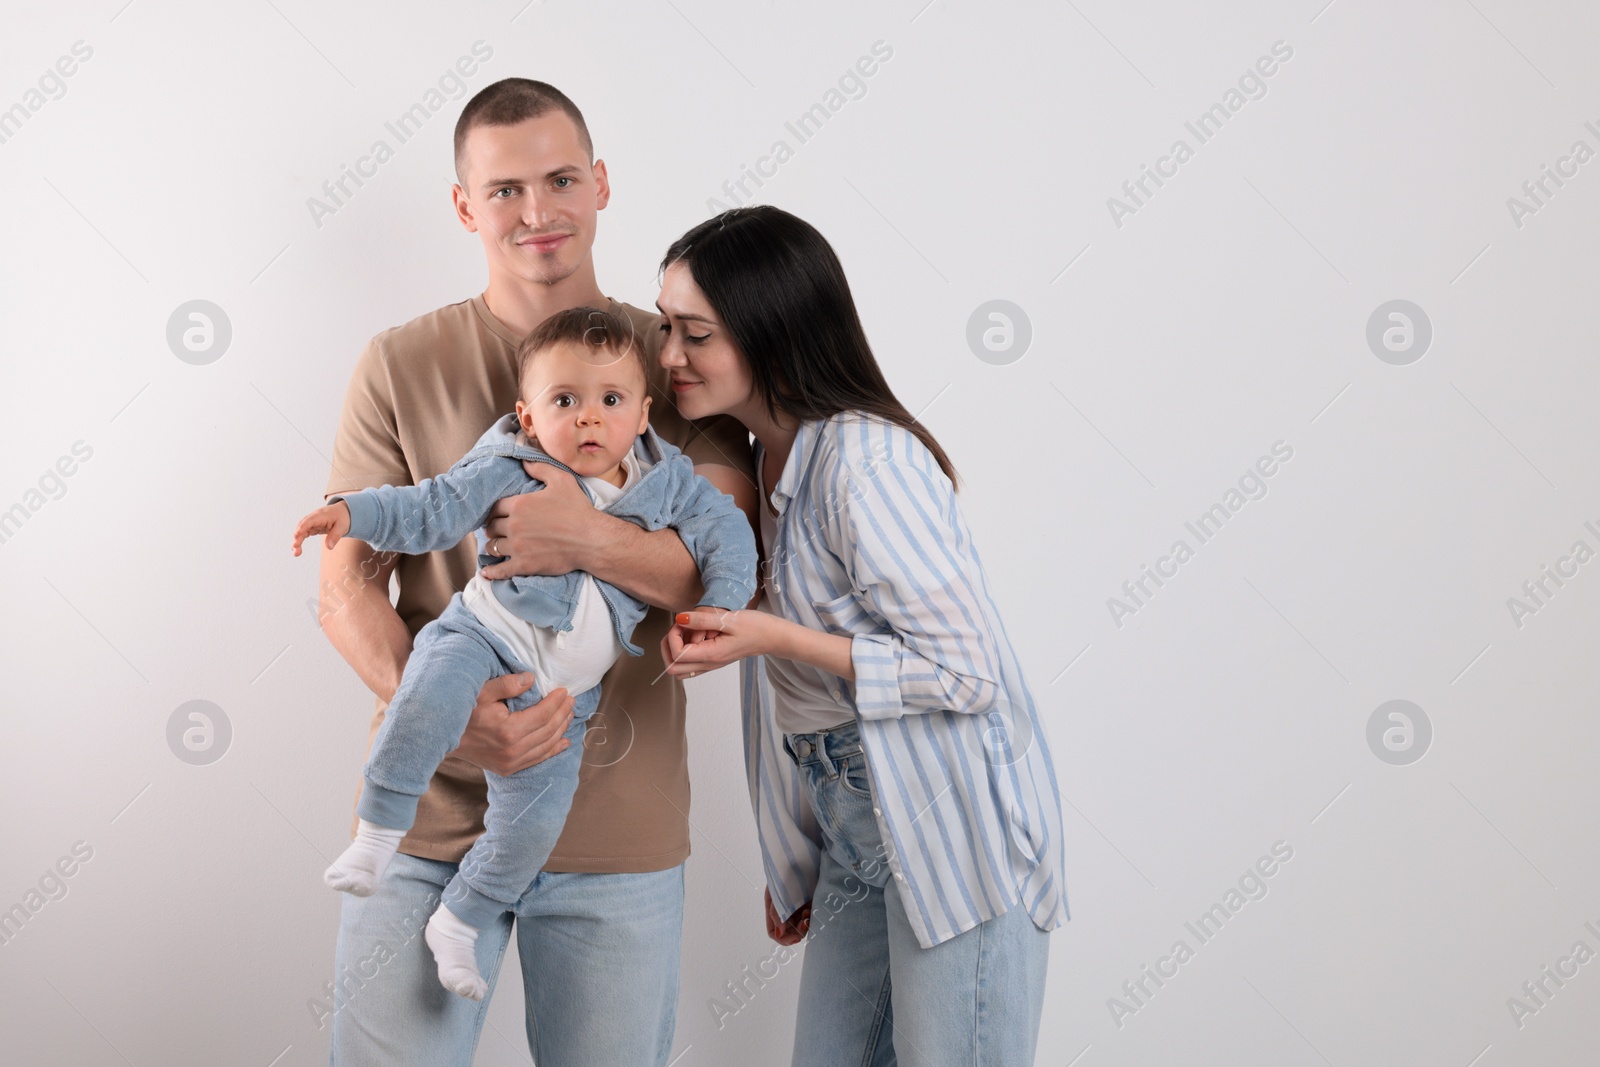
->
[325, 294, 754, 872]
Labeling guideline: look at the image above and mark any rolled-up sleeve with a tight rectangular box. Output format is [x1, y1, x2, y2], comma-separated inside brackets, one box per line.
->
[835, 428, 1003, 721]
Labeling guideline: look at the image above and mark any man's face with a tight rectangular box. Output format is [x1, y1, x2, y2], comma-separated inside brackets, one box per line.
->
[515, 342, 651, 480]
[454, 112, 609, 288]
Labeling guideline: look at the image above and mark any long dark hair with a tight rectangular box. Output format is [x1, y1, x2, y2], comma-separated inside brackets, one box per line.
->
[660, 205, 958, 487]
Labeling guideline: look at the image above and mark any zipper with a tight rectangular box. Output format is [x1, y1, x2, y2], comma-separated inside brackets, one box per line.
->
[598, 581, 627, 648]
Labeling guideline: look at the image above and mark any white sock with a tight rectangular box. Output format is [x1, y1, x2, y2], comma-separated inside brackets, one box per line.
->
[425, 904, 488, 1000]
[323, 819, 406, 896]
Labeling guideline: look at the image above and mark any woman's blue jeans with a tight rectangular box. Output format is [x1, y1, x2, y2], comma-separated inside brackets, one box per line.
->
[784, 721, 1051, 1067]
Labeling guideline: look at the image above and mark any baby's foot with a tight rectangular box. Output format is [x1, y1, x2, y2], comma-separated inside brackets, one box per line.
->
[425, 905, 488, 1000]
[323, 820, 406, 896]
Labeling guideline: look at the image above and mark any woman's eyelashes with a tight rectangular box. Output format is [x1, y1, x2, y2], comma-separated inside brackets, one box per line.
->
[658, 320, 710, 345]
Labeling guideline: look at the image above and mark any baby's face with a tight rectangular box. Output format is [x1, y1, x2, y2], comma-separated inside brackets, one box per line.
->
[515, 341, 651, 479]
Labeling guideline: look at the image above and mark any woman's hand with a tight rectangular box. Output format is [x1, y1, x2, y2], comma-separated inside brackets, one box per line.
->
[661, 608, 790, 678]
[765, 887, 811, 945]
[662, 607, 858, 684]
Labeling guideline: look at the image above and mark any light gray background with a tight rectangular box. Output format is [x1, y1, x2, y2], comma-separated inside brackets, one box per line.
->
[2, 0, 1596, 1064]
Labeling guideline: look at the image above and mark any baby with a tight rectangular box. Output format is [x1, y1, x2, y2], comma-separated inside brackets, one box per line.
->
[292, 306, 756, 999]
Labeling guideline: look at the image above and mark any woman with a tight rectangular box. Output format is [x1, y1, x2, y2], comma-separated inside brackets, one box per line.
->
[656, 206, 1067, 1066]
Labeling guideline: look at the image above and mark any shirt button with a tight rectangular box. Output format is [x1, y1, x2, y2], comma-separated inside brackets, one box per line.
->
[895, 873, 906, 882]
[873, 807, 882, 816]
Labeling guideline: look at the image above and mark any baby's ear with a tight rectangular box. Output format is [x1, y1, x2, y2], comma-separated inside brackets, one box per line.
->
[638, 395, 652, 432]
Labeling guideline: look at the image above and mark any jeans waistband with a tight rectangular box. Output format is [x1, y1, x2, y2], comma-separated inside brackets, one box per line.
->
[782, 719, 862, 772]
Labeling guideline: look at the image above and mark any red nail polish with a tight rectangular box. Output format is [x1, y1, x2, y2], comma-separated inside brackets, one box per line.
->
[676, 613, 691, 624]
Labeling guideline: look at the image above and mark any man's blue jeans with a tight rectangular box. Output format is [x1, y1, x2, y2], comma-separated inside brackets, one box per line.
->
[327, 854, 684, 1065]
[784, 721, 1051, 1067]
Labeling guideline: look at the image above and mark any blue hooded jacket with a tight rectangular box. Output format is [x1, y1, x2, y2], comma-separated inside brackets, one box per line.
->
[333, 414, 757, 655]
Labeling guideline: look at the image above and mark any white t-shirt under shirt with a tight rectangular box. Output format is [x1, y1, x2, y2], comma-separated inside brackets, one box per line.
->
[461, 446, 645, 695]
[757, 463, 855, 736]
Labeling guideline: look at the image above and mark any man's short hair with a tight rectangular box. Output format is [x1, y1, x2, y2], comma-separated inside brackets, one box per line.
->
[453, 78, 593, 183]
[516, 306, 649, 391]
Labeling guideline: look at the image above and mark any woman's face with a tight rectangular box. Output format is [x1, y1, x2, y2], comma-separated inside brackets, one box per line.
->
[656, 262, 756, 423]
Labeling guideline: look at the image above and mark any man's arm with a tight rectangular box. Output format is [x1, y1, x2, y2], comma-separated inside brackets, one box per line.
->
[318, 538, 409, 703]
[480, 461, 760, 612]
[317, 535, 575, 774]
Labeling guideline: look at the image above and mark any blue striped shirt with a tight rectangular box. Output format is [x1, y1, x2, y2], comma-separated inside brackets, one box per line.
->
[740, 413, 1069, 949]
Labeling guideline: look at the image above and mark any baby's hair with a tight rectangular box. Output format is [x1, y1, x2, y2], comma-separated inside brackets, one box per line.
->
[516, 306, 649, 391]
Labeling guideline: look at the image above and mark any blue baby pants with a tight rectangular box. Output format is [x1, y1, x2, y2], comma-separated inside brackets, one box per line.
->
[355, 592, 603, 928]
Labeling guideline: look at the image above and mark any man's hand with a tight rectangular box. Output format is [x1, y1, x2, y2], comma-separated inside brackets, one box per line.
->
[480, 461, 593, 580]
[765, 887, 811, 945]
[450, 672, 576, 776]
[293, 500, 352, 556]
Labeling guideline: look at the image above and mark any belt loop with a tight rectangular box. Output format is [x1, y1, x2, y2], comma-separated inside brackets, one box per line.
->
[815, 737, 837, 778]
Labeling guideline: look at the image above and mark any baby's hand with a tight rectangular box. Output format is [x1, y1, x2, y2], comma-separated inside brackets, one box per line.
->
[292, 501, 352, 556]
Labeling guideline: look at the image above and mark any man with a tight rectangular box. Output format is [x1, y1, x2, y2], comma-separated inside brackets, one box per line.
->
[319, 78, 756, 1065]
